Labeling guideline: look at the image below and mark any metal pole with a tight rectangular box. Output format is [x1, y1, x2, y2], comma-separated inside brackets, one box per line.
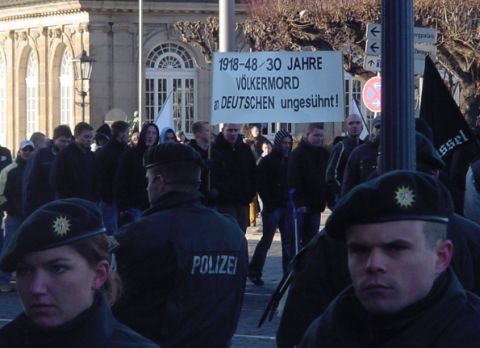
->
[138, 0, 144, 127]
[381, 0, 415, 172]
[219, 0, 234, 52]
[81, 91, 86, 121]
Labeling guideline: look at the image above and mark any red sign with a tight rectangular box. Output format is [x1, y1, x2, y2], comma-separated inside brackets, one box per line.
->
[362, 76, 382, 113]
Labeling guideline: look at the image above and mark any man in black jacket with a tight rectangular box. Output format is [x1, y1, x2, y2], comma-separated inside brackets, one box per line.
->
[211, 123, 257, 233]
[50, 122, 99, 202]
[96, 121, 129, 234]
[113, 143, 248, 348]
[248, 129, 294, 286]
[287, 123, 330, 247]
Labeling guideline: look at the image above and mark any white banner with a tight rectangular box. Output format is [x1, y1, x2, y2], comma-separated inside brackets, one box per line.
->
[211, 51, 345, 125]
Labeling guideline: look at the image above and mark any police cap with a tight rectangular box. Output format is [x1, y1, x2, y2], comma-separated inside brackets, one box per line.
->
[0, 198, 106, 272]
[326, 170, 454, 241]
[143, 142, 203, 169]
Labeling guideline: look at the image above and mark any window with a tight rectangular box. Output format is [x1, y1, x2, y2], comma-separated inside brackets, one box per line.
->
[0, 53, 6, 145]
[145, 43, 196, 134]
[59, 49, 74, 129]
[26, 51, 39, 138]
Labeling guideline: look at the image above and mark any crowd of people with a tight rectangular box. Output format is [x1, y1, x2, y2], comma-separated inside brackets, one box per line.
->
[1, 114, 480, 347]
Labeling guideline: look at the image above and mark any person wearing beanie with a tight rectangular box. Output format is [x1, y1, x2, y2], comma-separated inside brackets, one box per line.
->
[22, 124, 73, 217]
[248, 129, 294, 286]
[95, 121, 130, 235]
[113, 142, 248, 347]
[326, 114, 364, 208]
[0, 198, 158, 347]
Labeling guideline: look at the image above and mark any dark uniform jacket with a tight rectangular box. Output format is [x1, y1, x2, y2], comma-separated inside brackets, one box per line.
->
[300, 269, 480, 347]
[113, 191, 248, 348]
[287, 139, 329, 211]
[0, 294, 159, 348]
[277, 214, 480, 348]
[50, 142, 99, 202]
[211, 133, 257, 205]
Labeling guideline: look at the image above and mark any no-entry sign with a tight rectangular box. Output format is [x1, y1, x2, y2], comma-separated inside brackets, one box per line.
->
[362, 76, 381, 113]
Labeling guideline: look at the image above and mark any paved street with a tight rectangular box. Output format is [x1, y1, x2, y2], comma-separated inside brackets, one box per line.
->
[0, 211, 331, 346]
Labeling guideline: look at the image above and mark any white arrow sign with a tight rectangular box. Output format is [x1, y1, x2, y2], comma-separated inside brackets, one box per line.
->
[366, 23, 437, 44]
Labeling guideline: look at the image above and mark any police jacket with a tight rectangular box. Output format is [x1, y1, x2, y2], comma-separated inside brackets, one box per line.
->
[300, 269, 480, 348]
[277, 214, 480, 348]
[287, 139, 329, 211]
[113, 191, 248, 348]
[0, 294, 159, 348]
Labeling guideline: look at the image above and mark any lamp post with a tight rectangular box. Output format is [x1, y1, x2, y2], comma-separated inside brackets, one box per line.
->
[72, 50, 95, 120]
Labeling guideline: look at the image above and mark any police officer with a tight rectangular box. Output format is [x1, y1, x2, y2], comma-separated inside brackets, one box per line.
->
[300, 171, 480, 347]
[113, 142, 248, 348]
[0, 198, 158, 347]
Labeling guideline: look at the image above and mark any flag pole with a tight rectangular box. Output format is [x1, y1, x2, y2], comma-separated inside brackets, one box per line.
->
[138, 0, 144, 127]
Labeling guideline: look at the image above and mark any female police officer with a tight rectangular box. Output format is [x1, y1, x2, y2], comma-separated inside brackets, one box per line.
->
[0, 198, 158, 347]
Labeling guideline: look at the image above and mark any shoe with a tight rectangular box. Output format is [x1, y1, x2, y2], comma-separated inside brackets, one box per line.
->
[248, 276, 264, 286]
[0, 283, 14, 293]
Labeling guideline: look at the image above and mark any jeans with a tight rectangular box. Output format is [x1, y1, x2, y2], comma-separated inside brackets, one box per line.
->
[99, 201, 119, 235]
[249, 207, 295, 277]
[217, 203, 249, 233]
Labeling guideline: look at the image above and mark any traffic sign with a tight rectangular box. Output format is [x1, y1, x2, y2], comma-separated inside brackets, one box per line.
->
[366, 23, 437, 44]
[362, 76, 382, 113]
[364, 55, 381, 72]
[365, 39, 436, 59]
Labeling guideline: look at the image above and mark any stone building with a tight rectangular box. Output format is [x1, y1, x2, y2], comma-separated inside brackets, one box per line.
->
[0, 0, 252, 150]
[0, 0, 366, 151]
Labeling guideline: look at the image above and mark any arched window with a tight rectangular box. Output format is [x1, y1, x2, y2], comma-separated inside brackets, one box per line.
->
[0, 53, 6, 145]
[59, 49, 74, 129]
[26, 51, 39, 138]
[145, 43, 196, 134]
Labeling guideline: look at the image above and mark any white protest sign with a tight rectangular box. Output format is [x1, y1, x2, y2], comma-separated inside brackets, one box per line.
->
[211, 51, 345, 125]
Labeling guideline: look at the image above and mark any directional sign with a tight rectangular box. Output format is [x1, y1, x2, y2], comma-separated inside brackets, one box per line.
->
[365, 39, 381, 56]
[366, 23, 437, 44]
[364, 55, 381, 72]
[362, 76, 382, 113]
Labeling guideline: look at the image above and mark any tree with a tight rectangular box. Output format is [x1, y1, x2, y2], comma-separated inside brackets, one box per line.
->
[175, 0, 480, 123]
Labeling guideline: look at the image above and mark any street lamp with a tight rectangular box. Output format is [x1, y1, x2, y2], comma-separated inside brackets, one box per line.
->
[72, 50, 95, 120]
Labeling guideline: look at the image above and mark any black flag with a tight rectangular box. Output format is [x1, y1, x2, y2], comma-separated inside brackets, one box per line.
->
[419, 55, 474, 166]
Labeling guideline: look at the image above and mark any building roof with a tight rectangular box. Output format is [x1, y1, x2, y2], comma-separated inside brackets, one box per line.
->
[0, 0, 230, 9]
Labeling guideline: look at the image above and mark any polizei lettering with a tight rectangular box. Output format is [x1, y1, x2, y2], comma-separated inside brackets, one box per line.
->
[235, 75, 300, 90]
[438, 129, 469, 157]
[191, 254, 238, 275]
